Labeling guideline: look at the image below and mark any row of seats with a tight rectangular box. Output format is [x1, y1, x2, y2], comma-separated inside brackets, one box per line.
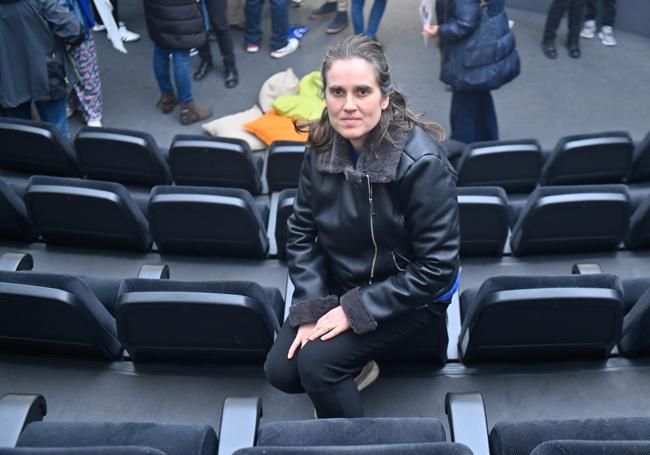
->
[0, 118, 304, 194]
[447, 132, 650, 192]
[5, 393, 650, 455]
[5, 176, 649, 258]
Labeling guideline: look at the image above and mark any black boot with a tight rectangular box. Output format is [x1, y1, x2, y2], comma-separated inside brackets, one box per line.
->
[224, 65, 239, 89]
[193, 58, 214, 81]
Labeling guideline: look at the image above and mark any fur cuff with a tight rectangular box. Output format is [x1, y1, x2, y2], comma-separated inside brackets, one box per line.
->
[340, 287, 378, 334]
[288, 295, 339, 327]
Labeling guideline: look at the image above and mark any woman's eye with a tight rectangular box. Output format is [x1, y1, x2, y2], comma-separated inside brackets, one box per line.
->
[358, 88, 368, 96]
[333, 88, 343, 96]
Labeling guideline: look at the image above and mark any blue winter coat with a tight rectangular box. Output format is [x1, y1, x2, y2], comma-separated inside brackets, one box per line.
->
[435, 0, 520, 91]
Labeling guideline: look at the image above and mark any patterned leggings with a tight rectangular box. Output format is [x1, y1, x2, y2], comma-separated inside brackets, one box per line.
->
[68, 35, 103, 123]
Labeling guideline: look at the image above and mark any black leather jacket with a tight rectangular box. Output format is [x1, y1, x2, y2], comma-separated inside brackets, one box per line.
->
[287, 125, 460, 334]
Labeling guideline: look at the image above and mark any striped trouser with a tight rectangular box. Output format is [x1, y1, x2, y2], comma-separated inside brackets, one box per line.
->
[68, 35, 103, 123]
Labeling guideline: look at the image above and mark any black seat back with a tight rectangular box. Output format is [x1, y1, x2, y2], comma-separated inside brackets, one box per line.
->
[457, 140, 542, 193]
[75, 127, 172, 186]
[266, 141, 305, 192]
[275, 189, 296, 260]
[169, 135, 262, 194]
[625, 194, 650, 250]
[234, 443, 471, 455]
[0, 179, 36, 241]
[628, 132, 650, 182]
[530, 440, 650, 455]
[619, 279, 650, 357]
[25, 176, 152, 252]
[0, 118, 80, 176]
[542, 132, 634, 185]
[510, 185, 630, 256]
[0, 271, 122, 359]
[459, 274, 624, 363]
[457, 187, 509, 257]
[116, 279, 282, 362]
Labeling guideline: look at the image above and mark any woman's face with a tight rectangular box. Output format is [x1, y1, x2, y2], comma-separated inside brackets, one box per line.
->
[325, 58, 389, 150]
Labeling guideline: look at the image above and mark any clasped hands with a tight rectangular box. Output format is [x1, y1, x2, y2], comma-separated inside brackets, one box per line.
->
[287, 306, 351, 359]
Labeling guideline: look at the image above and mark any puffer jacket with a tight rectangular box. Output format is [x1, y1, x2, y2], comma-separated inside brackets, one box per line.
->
[143, 0, 206, 51]
[286, 125, 461, 335]
[436, 0, 520, 91]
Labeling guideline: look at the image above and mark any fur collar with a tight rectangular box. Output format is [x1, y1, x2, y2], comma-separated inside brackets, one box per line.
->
[315, 125, 407, 184]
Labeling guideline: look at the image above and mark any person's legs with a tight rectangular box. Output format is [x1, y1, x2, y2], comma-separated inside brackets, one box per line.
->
[450, 91, 477, 144]
[170, 50, 193, 103]
[602, 0, 616, 26]
[567, 0, 585, 44]
[350, 0, 364, 34]
[365, 0, 387, 38]
[269, 0, 289, 51]
[336, 0, 347, 11]
[34, 98, 70, 138]
[4, 102, 33, 120]
[584, 0, 596, 21]
[264, 322, 308, 396]
[70, 36, 103, 124]
[208, 0, 236, 68]
[245, 0, 264, 46]
[543, 0, 569, 43]
[476, 91, 498, 143]
[153, 43, 174, 94]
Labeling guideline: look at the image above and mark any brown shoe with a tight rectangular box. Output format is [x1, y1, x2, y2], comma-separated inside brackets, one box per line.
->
[179, 101, 213, 125]
[157, 92, 178, 114]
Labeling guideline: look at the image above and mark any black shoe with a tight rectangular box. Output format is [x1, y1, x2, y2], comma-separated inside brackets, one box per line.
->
[309, 1, 337, 19]
[326, 12, 348, 34]
[224, 66, 239, 89]
[193, 60, 214, 81]
[566, 41, 581, 59]
[541, 41, 557, 59]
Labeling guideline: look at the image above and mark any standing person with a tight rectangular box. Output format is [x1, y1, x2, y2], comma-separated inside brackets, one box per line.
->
[91, 0, 140, 42]
[264, 35, 460, 419]
[0, 0, 83, 138]
[61, 0, 104, 127]
[580, 0, 617, 46]
[351, 0, 386, 41]
[245, 0, 298, 58]
[194, 0, 239, 88]
[423, 0, 520, 144]
[309, 0, 348, 34]
[541, 0, 586, 59]
[143, 0, 213, 124]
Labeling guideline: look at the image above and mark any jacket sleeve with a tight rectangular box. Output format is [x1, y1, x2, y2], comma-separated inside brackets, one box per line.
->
[340, 153, 461, 334]
[438, 0, 481, 42]
[286, 149, 338, 327]
[39, 0, 84, 43]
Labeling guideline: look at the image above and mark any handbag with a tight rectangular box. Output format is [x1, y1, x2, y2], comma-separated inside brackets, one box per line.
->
[440, 0, 508, 91]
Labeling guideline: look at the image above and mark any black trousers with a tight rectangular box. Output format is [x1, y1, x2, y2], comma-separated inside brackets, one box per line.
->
[265, 307, 436, 418]
[585, 0, 616, 26]
[450, 90, 498, 144]
[543, 0, 586, 44]
[198, 0, 236, 68]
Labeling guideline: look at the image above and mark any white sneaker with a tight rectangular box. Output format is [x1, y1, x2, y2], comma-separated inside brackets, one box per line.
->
[291, 0, 303, 6]
[119, 25, 140, 43]
[66, 106, 76, 118]
[580, 19, 596, 39]
[92, 24, 107, 32]
[354, 360, 379, 391]
[598, 26, 617, 46]
[189, 48, 199, 57]
[86, 119, 103, 128]
[270, 38, 299, 59]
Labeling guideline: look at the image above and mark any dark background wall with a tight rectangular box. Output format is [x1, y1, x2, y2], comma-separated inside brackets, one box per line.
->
[508, 0, 650, 39]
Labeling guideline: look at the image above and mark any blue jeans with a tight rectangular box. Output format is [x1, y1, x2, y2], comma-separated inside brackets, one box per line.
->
[5, 98, 70, 138]
[245, 0, 289, 51]
[351, 0, 387, 38]
[153, 44, 193, 103]
[450, 90, 499, 144]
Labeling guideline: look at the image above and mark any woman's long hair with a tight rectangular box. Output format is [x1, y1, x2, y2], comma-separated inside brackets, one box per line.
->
[297, 35, 445, 153]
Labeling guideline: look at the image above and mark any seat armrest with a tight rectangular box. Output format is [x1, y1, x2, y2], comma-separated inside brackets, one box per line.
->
[445, 392, 489, 455]
[0, 394, 47, 447]
[137, 264, 170, 279]
[572, 263, 603, 275]
[218, 397, 262, 455]
[0, 253, 33, 272]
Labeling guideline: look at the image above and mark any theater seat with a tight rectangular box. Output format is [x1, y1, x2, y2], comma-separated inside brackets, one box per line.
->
[266, 141, 305, 192]
[0, 448, 165, 454]
[74, 127, 172, 187]
[619, 278, 650, 357]
[148, 186, 269, 258]
[0, 179, 36, 242]
[24, 176, 152, 252]
[490, 416, 650, 455]
[456, 140, 542, 193]
[234, 443, 472, 454]
[0, 118, 80, 177]
[625, 193, 650, 250]
[628, 132, 650, 182]
[541, 132, 634, 185]
[459, 274, 624, 363]
[0, 271, 122, 360]
[116, 279, 283, 362]
[457, 187, 509, 257]
[510, 185, 630, 256]
[15, 421, 216, 455]
[169, 135, 263, 195]
[530, 440, 650, 455]
[274, 188, 296, 260]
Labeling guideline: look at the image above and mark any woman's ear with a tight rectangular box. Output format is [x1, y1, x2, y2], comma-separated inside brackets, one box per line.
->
[381, 95, 389, 111]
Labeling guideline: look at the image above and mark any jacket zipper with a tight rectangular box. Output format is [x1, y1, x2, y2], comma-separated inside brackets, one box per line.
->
[367, 175, 377, 285]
